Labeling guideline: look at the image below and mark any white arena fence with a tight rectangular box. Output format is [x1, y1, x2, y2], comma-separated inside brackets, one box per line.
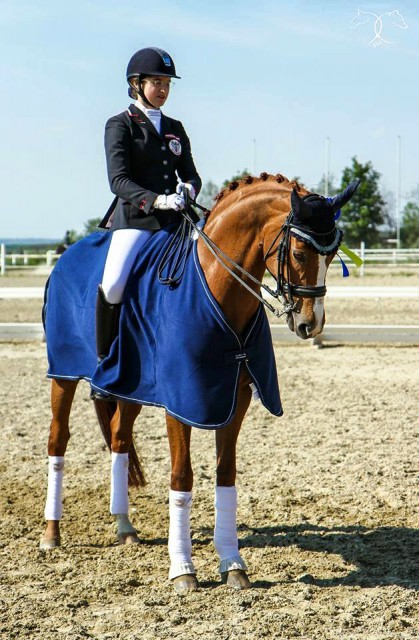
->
[0, 245, 60, 275]
[1, 322, 418, 345]
[0, 286, 418, 345]
[1, 244, 419, 276]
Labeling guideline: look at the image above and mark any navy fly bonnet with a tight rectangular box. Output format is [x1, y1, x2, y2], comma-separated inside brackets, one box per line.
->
[289, 180, 360, 255]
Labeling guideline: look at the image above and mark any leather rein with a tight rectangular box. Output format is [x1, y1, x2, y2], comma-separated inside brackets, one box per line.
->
[181, 200, 329, 319]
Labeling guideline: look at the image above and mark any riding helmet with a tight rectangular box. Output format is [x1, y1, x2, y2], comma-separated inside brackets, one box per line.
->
[126, 47, 181, 80]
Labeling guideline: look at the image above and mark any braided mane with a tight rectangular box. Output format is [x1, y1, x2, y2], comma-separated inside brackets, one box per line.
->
[205, 173, 306, 219]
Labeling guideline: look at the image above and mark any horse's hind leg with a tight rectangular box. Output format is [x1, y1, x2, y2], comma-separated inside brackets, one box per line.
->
[109, 400, 142, 544]
[166, 416, 198, 594]
[40, 378, 78, 550]
[215, 380, 252, 589]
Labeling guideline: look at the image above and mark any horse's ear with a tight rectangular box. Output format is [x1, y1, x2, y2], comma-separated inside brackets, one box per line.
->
[291, 188, 311, 220]
[331, 179, 361, 212]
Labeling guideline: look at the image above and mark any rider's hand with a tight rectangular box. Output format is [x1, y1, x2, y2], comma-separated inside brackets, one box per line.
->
[153, 193, 185, 211]
[176, 182, 196, 201]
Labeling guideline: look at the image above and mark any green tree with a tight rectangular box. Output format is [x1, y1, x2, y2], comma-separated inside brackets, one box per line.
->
[222, 168, 251, 188]
[339, 157, 386, 247]
[316, 173, 338, 197]
[400, 202, 419, 248]
[197, 180, 219, 210]
[63, 229, 80, 245]
[83, 218, 102, 235]
[409, 184, 419, 203]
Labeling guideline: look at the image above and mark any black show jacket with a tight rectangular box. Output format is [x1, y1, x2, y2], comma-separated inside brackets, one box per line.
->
[99, 104, 202, 230]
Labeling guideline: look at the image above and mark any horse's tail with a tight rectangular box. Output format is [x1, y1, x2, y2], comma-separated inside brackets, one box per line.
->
[93, 399, 147, 488]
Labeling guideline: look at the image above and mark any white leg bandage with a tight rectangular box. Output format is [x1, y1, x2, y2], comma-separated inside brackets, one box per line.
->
[110, 452, 129, 515]
[44, 456, 65, 521]
[168, 490, 196, 580]
[214, 485, 247, 574]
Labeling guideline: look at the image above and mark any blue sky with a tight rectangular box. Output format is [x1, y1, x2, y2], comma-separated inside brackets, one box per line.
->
[1, 0, 418, 238]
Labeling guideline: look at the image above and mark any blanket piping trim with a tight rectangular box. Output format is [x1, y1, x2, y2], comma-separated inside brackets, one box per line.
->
[46, 373, 92, 382]
[89, 362, 242, 430]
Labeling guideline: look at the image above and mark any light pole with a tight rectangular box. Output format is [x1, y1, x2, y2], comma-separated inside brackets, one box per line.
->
[324, 136, 330, 197]
[396, 135, 401, 249]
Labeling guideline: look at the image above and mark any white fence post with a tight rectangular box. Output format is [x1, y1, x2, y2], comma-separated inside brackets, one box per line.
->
[360, 241, 365, 277]
[0, 244, 5, 276]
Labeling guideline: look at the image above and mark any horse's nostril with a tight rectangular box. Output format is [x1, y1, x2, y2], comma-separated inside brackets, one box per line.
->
[298, 323, 312, 338]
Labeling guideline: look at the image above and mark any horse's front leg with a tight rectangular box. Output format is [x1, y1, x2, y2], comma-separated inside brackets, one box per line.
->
[110, 400, 142, 544]
[40, 378, 78, 549]
[166, 415, 198, 594]
[215, 378, 252, 589]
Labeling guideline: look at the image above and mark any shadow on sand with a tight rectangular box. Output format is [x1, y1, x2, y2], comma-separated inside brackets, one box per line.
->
[235, 522, 418, 589]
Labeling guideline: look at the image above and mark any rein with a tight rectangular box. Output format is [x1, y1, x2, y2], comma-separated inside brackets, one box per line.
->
[179, 197, 330, 319]
[181, 207, 286, 317]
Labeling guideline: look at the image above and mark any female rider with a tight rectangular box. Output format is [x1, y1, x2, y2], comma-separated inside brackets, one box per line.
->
[96, 46, 202, 361]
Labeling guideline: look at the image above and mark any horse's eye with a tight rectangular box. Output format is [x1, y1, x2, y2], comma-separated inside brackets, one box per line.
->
[293, 250, 306, 263]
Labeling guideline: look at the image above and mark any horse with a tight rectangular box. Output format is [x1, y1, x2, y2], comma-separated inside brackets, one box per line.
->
[40, 173, 359, 593]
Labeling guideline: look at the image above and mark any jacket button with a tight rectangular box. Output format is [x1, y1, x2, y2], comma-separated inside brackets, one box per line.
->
[161, 145, 166, 150]
[164, 174, 169, 179]
[165, 189, 170, 194]
[163, 160, 168, 165]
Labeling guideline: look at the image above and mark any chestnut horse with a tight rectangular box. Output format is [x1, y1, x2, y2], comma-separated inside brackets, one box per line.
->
[40, 173, 359, 593]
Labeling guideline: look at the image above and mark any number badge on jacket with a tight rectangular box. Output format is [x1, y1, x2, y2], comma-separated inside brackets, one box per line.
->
[168, 139, 182, 155]
[166, 134, 182, 156]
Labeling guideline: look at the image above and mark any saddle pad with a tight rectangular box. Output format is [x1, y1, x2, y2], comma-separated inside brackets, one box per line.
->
[45, 228, 282, 429]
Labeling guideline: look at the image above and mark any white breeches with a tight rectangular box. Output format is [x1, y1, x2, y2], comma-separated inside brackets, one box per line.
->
[101, 228, 155, 304]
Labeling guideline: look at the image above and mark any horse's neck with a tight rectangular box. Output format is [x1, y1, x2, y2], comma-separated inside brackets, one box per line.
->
[197, 189, 289, 335]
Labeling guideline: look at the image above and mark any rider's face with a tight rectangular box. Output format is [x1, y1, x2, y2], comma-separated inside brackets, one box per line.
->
[141, 76, 171, 108]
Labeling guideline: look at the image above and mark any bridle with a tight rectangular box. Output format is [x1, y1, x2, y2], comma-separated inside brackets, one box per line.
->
[263, 210, 334, 316]
[174, 201, 338, 319]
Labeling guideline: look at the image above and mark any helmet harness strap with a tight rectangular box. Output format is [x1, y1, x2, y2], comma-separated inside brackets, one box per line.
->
[128, 76, 159, 109]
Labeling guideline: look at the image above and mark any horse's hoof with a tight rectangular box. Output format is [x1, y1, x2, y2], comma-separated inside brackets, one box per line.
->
[221, 569, 251, 590]
[172, 574, 199, 595]
[117, 532, 140, 545]
[39, 535, 61, 550]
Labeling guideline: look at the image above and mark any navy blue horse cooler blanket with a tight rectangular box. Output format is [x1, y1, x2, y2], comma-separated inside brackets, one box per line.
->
[45, 228, 283, 429]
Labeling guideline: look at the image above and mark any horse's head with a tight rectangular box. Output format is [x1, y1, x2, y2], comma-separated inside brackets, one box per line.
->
[265, 180, 360, 339]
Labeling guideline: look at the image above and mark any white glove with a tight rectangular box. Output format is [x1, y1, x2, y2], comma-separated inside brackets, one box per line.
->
[153, 193, 185, 211]
[176, 182, 196, 201]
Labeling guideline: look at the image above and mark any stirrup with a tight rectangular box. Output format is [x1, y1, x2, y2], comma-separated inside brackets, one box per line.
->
[90, 387, 112, 401]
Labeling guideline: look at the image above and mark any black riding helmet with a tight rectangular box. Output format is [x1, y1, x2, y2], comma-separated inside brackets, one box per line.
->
[126, 47, 180, 107]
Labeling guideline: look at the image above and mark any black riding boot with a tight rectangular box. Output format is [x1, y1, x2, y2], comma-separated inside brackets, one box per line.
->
[95, 285, 121, 362]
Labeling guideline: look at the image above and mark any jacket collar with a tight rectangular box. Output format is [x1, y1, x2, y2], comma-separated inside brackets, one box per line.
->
[127, 103, 164, 139]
